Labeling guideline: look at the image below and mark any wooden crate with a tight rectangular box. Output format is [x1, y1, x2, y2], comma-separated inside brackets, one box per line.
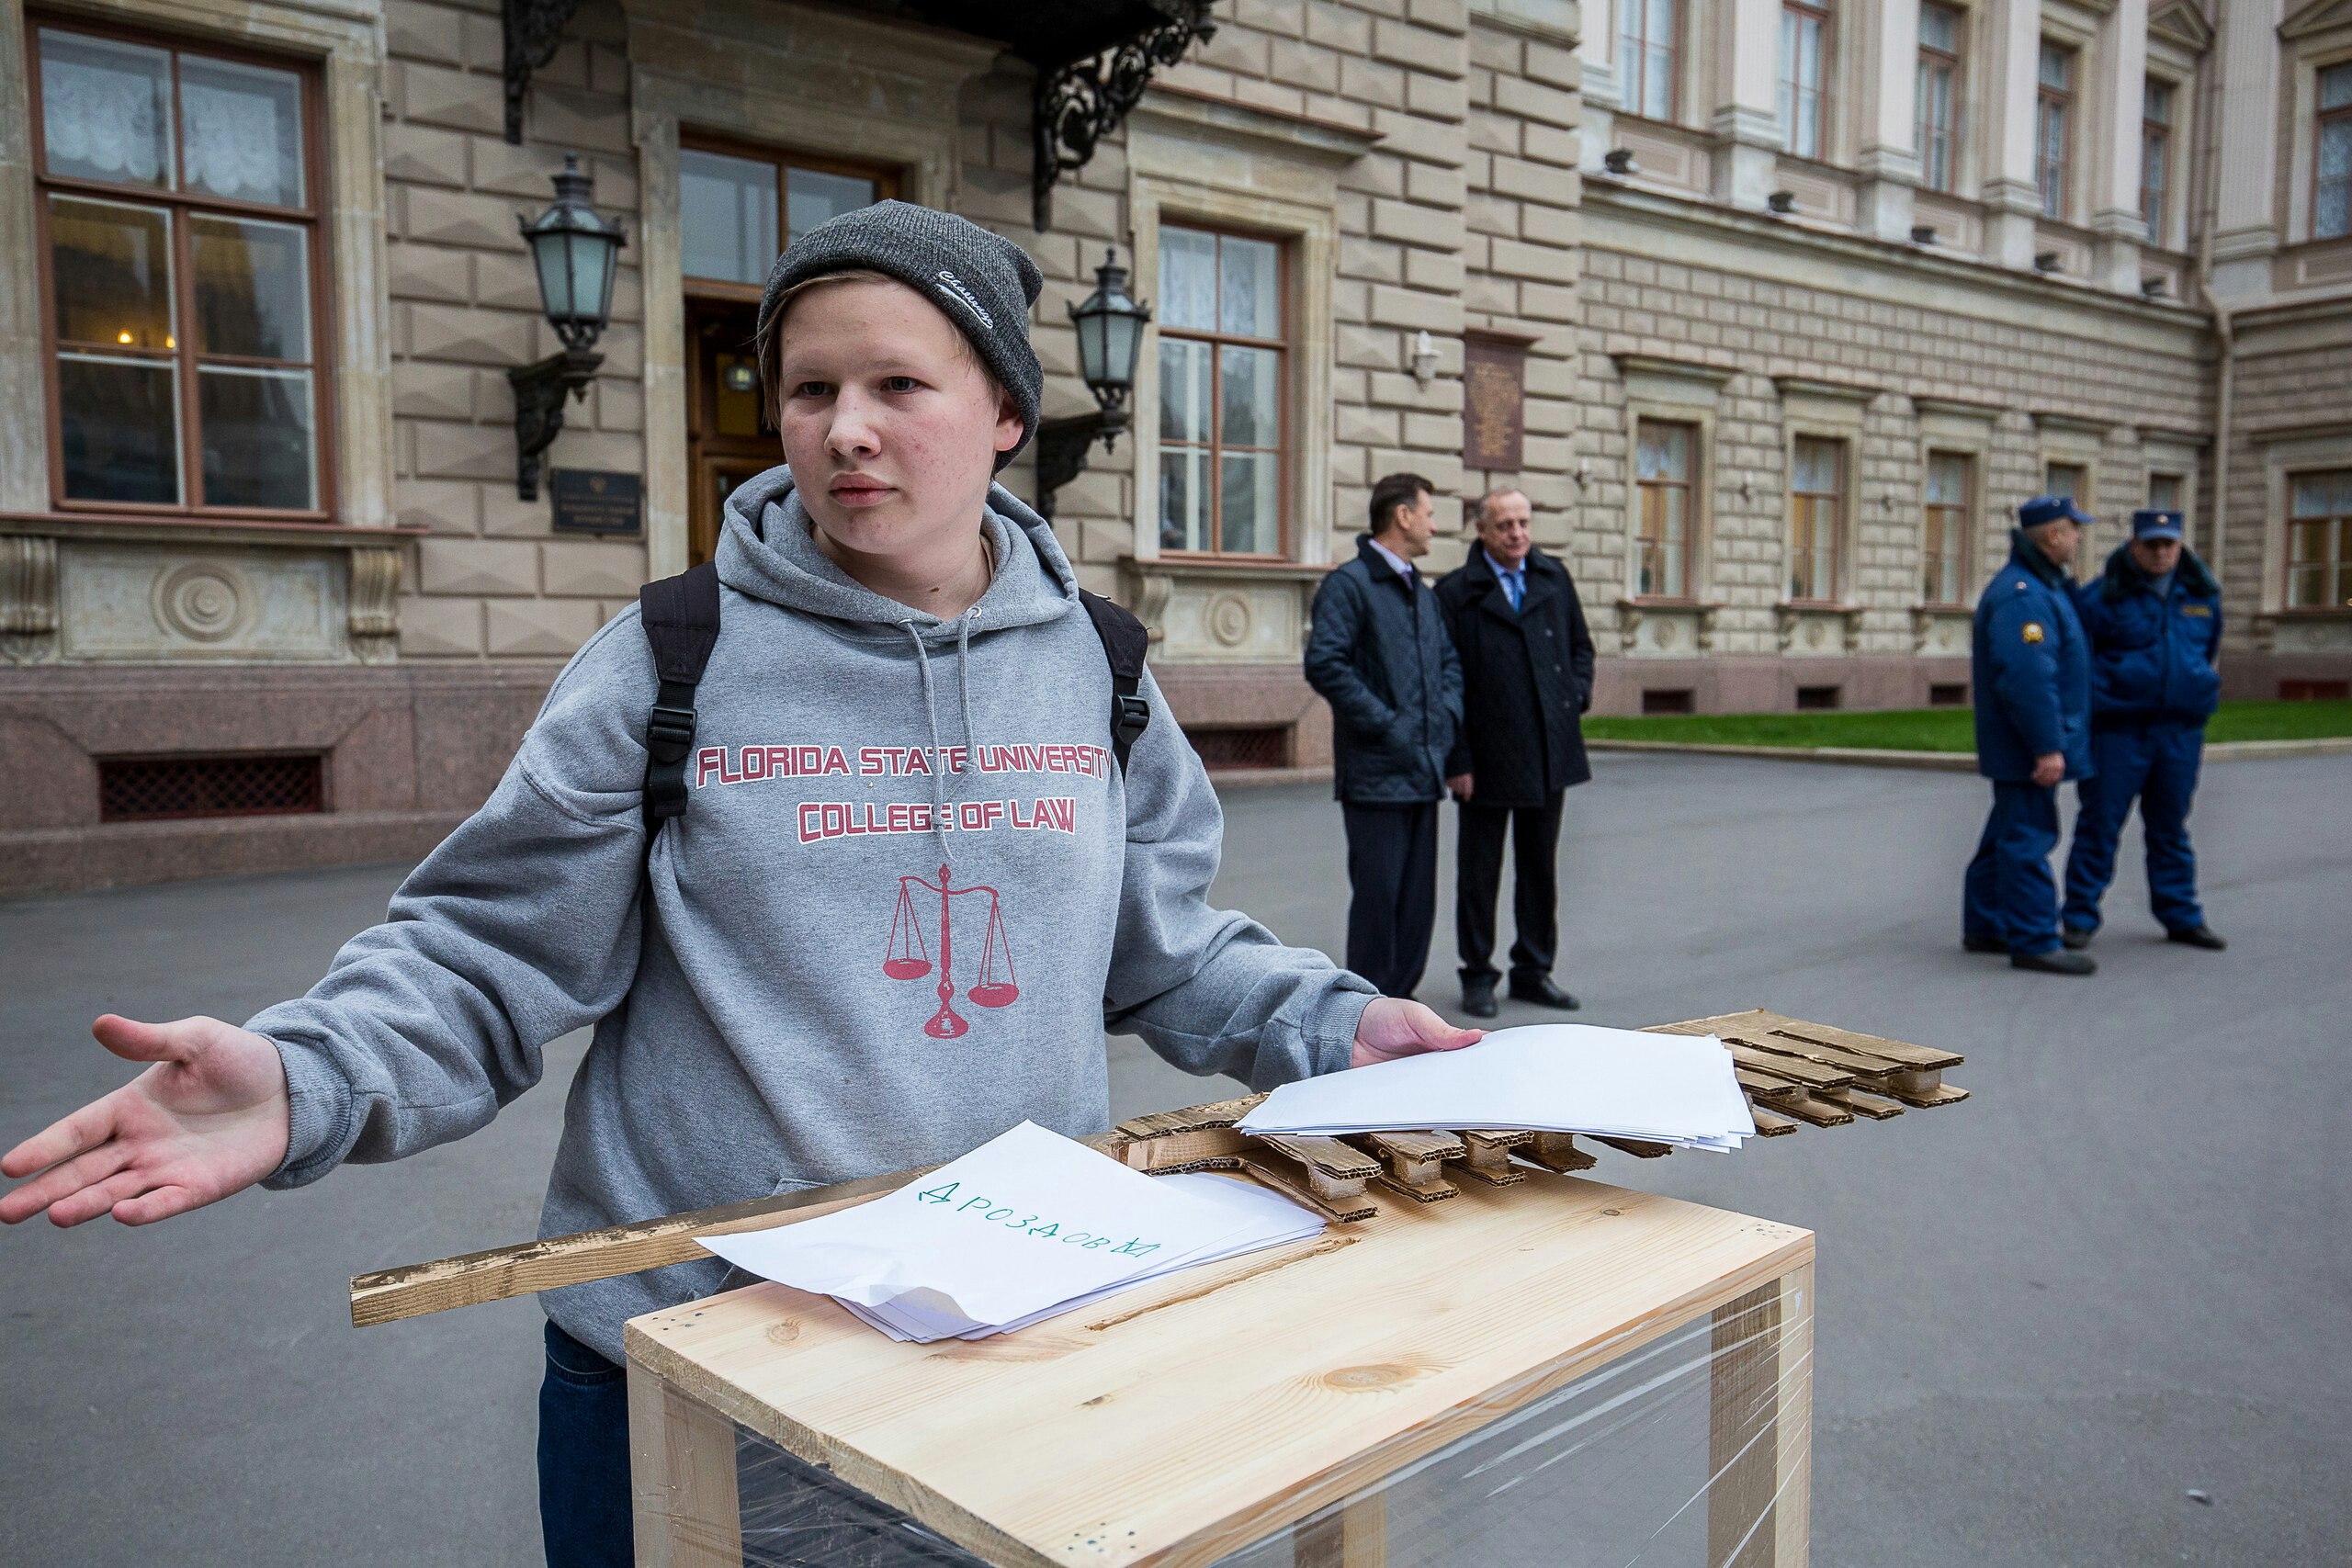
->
[624, 1172, 1815, 1567]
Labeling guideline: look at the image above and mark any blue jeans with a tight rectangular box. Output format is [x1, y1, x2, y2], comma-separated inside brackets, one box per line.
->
[537, 1319, 987, 1567]
[539, 1319, 634, 1568]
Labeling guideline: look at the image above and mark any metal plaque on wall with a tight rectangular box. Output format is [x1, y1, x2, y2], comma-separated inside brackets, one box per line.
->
[550, 469, 643, 536]
[1462, 333, 1528, 472]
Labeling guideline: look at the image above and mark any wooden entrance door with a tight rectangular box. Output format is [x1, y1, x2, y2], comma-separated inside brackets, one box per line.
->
[676, 138, 897, 565]
[685, 299, 771, 566]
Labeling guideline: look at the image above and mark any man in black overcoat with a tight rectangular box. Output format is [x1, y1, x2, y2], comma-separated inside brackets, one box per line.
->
[1434, 488, 1595, 1018]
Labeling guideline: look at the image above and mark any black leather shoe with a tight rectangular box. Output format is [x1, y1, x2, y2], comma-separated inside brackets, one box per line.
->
[2011, 948, 2096, 976]
[2062, 927, 2095, 951]
[1962, 934, 2008, 954]
[2167, 925, 2228, 951]
[1508, 976, 1581, 1010]
[1461, 978, 1498, 1019]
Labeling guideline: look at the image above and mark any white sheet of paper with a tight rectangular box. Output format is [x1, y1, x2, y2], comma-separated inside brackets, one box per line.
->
[839, 1174, 1325, 1342]
[1236, 1023, 1755, 1147]
[696, 1122, 1322, 1338]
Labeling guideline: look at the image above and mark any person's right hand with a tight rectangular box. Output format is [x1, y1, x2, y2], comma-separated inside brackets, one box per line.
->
[1, 1015, 290, 1228]
[2030, 751, 2064, 788]
[1446, 773, 1474, 801]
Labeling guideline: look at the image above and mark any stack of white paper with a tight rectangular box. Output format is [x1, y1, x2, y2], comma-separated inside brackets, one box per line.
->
[1237, 1023, 1755, 1152]
[697, 1122, 1324, 1343]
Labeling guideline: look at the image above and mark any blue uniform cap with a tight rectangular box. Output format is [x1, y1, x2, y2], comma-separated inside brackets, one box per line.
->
[2132, 508, 2185, 541]
[2018, 494, 2093, 528]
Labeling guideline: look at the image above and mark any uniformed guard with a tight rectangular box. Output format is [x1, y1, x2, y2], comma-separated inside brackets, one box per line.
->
[1964, 495, 2097, 974]
[2059, 508, 2228, 952]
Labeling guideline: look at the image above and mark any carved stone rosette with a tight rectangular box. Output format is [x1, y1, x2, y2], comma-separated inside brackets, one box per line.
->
[0, 535, 60, 665]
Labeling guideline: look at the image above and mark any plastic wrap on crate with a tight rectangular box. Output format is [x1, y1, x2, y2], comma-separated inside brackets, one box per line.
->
[722, 1280, 1811, 1567]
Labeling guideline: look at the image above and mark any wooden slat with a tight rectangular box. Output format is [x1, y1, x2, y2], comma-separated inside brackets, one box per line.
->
[1520, 1131, 1596, 1173]
[1652, 1009, 1961, 1072]
[1736, 1068, 1806, 1103]
[1237, 1156, 1378, 1224]
[1774, 1092, 1854, 1128]
[1358, 1130, 1466, 1163]
[1880, 1080, 1970, 1109]
[1726, 1033, 1902, 1085]
[1726, 1043, 1854, 1092]
[1815, 1087, 1904, 1121]
[1258, 1134, 1381, 1182]
[1372, 1170, 1459, 1204]
[1592, 1136, 1675, 1159]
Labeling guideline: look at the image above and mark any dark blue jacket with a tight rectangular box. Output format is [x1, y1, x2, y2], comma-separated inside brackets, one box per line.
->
[1306, 536, 1464, 805]
[1972, 529, 2093, 783]
[2073, 543, 2222, 727]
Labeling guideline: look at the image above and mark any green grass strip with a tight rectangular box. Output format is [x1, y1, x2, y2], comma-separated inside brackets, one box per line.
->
[1582, 699, 2352, 753]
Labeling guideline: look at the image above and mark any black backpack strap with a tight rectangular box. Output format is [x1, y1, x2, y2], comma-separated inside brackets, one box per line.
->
[639, 561, 721, 837]
[1078, 588, 1151, 772]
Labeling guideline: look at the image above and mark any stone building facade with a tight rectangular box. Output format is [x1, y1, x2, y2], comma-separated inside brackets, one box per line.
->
[0, 0, 2343, 893]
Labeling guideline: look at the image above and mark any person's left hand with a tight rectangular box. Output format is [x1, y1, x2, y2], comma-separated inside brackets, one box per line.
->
[1350, 997, 1484, 1069]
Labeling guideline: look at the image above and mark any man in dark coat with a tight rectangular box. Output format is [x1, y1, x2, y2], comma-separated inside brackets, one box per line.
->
[1434, 488, 1595, 1018]
[1964, 495, 2098, 975]
[2060, 508, 2228, 952]
[1305, 472, 1464, 998]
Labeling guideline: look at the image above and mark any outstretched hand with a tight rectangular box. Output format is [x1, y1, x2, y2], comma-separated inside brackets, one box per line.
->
[0, 1014, 290, 1228]
[1349, 996, 1484, 1069]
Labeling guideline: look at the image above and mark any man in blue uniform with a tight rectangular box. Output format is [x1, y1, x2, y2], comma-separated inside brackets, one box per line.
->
[1964, 495, 2097, 975]
[2059, 508, 2228, 952]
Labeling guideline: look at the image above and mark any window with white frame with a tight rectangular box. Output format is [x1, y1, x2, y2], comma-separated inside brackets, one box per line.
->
[2037, 41, 2075, 220]
[1618, 0, 1678, 121]
[1917, 4, 1963, 195]
[2142, 78, 2175, 242]
[1634, 418, 1694, 597]
[1924, 450, 1972, 605]
[33, 23, 326, 514]
[2288, 469, 2352, 609]
[1788, 436, 1844, 601]
[2319, 62, 2352, 242]
[1157, 224, 1287, 557]
[1780, 0, 1832, 159]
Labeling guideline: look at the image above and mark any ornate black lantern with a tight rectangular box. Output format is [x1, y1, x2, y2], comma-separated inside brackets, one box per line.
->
[1036, 249, 1153, 522]
[508, 155, 627, 501]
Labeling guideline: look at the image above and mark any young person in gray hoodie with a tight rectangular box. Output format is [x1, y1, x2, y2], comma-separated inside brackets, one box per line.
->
[2, 201, 1479, 1564]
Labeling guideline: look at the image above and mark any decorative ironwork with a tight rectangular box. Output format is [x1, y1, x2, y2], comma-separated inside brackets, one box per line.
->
[503, 0, 585, 144]
[97, 753, 325, 823]
[1033, 409, 1129, 523]
[1033, 2, 1216, 230]
[510, 347, 604, 502]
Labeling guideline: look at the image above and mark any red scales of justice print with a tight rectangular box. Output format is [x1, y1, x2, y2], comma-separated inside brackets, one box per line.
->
[883, 863, 1021, 1038]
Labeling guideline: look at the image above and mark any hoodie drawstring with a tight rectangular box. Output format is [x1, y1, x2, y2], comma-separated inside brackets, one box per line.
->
[902, 625, 955, 867]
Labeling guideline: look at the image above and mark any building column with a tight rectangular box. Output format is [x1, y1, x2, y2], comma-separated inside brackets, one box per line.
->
[1579, 0, 1621, 175]
[1980, 0, 2045, 269]
[2088, 0, 2149, 292]
[1853, 0, 1922, 243]
[1709, 0, 1781, 210]
[2208, 0, 2282, 304]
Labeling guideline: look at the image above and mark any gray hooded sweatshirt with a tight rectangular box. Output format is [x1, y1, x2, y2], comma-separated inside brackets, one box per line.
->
[248, 468, 1375, 1361]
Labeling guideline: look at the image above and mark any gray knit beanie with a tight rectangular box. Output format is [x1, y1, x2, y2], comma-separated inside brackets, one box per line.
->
[754, 200, 1045, 471]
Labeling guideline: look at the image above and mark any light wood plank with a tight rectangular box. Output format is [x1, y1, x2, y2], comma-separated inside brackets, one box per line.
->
[628, 1359, 742, 1568]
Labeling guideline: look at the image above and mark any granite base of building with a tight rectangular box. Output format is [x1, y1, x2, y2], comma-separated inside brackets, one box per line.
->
[0, 664, 560, 897]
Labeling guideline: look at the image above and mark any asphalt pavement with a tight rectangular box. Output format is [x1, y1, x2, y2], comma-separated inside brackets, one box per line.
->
[3, 751, 2346, 1565]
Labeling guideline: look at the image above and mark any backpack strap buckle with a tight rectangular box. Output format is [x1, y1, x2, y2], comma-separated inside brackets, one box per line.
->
[1111, 692, 1151, 755]
[645, 700, 698, 764]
